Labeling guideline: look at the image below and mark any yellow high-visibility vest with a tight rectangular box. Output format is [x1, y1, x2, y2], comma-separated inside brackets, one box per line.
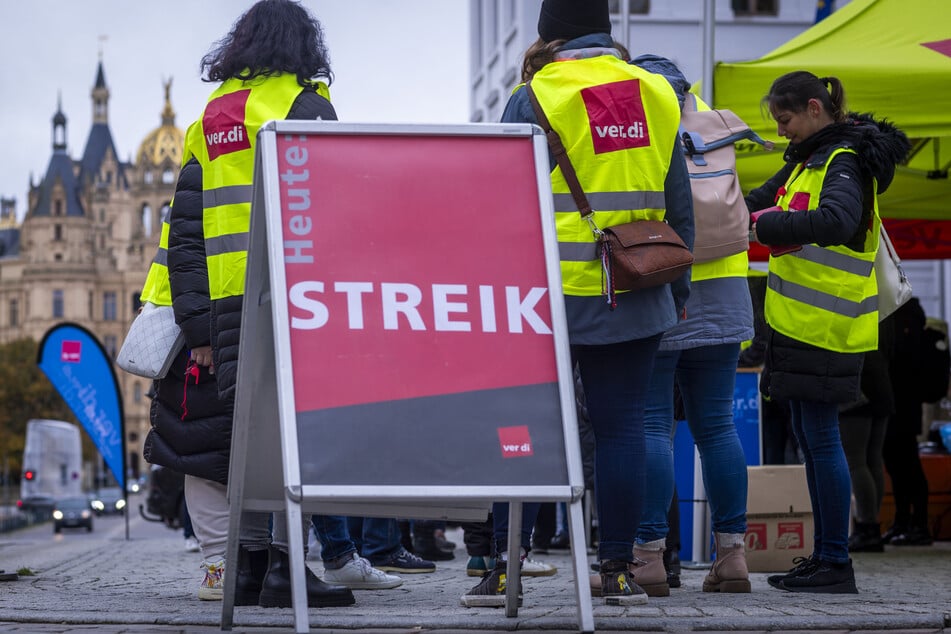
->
[139, 219, 173, 307]
[186, 74, 329, 300]
[529, 55, 681, 296]
[765, 147, 880, 352]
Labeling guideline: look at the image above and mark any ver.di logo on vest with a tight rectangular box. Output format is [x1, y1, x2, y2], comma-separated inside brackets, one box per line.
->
[581, 79, 651, 155]
[203, 89, 252, 161]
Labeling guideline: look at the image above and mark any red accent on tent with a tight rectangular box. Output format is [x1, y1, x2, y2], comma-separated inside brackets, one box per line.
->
[922, 39, 951, 58]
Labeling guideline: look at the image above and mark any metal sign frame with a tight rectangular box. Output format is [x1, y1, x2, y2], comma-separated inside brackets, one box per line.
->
[221, 121, 593, 633]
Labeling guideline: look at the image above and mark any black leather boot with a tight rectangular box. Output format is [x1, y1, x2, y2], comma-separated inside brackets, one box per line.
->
[412, 531, 455, 561]
[662, 545, 682, 588]
[847, 522, 884, 553]
[257, 546, 355, 608]
[234, 546, 269, 606]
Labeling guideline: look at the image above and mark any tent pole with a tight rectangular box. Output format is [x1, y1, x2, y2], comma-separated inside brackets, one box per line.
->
[701, 0, 715, 105]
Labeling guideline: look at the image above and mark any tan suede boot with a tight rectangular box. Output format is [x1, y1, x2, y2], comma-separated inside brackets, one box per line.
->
[629, 539, 670, 597]
[702, 532, 751, 593]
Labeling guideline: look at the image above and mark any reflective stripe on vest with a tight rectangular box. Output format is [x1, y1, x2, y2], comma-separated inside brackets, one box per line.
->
[529, 56, 681, 296]
[187, 74, 324, 300]
[764, 147, 880, 353]
[140, 219, 173, 307]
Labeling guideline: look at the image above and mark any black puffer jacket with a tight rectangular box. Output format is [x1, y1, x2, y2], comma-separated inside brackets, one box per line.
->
[746, 113, 910, 403]
[168, 86, 337, 405]
[143, 158, 232, 484]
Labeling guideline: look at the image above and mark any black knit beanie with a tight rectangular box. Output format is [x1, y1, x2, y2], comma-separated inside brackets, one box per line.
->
[537, 0, 612, 43]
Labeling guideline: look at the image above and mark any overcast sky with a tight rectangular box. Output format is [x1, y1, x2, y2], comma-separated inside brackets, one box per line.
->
[0, 1, 471, 216]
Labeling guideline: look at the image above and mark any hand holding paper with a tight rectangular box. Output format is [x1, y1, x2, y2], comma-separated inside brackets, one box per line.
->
[750, 207, 802, 256]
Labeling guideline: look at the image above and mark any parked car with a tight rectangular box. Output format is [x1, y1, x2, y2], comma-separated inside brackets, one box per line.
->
[52, 497, 93, 533]
[90, 487, 126, 516]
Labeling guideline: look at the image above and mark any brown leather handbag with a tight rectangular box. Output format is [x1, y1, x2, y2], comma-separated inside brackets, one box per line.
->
[525, 81, 693, 308]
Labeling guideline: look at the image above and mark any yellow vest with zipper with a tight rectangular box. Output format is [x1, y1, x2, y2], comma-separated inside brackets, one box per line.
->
[529, 55, 681, 297]
[187, 74, 329, 300]
[765, 147, 880, 353]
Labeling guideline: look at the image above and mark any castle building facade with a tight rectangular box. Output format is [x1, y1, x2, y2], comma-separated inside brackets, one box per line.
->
[0, 62, 183, 478]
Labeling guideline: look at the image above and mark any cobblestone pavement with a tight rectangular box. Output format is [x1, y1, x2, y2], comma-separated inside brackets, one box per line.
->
[1, 519, 949, 633]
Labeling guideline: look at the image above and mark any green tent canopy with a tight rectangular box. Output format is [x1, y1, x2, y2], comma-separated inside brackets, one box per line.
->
[712, 0, 951, 258]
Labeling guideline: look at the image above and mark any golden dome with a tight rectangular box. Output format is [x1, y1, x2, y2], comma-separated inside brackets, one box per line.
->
[137, 78, 184, 167]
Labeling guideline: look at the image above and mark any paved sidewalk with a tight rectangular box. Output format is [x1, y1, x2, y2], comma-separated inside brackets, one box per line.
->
[1, 524, 949, 633]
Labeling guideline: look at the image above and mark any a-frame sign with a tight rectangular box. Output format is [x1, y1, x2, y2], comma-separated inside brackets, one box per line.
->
[220, 121, 593, 633]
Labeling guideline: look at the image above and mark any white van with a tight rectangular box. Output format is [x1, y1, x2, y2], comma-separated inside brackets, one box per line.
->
[18, 419, 83, 514]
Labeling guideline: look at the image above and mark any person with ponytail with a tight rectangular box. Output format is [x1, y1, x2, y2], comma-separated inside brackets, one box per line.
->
[747, 71, 910, 593]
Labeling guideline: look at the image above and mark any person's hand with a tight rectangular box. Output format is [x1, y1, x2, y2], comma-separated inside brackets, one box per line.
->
[190, 345, 215, 374]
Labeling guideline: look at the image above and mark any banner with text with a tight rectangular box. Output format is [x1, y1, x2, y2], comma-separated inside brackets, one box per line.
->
[37, 323, 125, 489]
[274, 131, 568, 487]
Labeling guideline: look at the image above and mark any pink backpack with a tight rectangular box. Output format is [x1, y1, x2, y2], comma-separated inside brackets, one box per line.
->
[680, 94, 772, 263]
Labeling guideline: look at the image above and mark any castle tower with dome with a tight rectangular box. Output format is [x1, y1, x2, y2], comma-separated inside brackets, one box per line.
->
[0, 62, 184, 480]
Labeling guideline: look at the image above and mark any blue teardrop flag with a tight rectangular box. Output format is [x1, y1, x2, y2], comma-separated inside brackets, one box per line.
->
[37, 323, 126, 490]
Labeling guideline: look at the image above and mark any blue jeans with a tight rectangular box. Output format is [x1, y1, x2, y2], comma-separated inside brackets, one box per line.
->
[638, 344, 748, 543]
[491, 337, 659, 562]
[577, 336, 660, 562]
[311, 515, 357, 563]
[491, 502, 541, 556]
[347, 516, 402, 563]
[789, 400, 851, 563]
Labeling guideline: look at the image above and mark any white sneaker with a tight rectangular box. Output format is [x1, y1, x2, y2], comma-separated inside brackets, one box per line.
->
[197, 559, 224, 601]
[522, 557, 557, 577]
[184, 536, 200, 553]
[323, 552, 403, 589]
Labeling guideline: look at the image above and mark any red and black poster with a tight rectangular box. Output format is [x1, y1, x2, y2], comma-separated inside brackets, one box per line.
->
[272, 128, 572, 489]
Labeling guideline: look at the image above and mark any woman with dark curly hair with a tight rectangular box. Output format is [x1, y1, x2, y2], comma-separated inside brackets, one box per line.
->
[162, 0, 359, 609]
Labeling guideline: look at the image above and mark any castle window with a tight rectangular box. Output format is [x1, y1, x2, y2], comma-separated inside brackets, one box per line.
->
[54, 253, 62, 261]
[103, 291, 117, 321]
[104, 334, 118, 358]
[88, 291, 94, 318]
[9, 299, 18, 327]
[52, 289, 64, 318]
[162, 169, 175, 184]
[142, 203, 153, 238]
[144, 171, 153, 185]
[54, 200, 63, 216]
[133, 382, 143, 403]
[54, 224, 62, 241]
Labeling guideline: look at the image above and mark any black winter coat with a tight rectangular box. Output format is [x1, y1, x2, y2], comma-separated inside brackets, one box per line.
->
[144, 85, 337, 483]
[143, 157, 232, 483]
[746, 113, 910, 404]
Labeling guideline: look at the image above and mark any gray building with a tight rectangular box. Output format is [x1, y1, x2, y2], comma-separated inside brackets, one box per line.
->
[467, 0, 949, 320]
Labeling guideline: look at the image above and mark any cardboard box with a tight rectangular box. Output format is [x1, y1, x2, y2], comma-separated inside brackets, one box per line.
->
[744, 465, 815, 572]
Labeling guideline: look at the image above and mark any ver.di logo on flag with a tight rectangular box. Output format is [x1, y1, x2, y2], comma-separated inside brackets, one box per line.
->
[60, 340, 81, 363]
